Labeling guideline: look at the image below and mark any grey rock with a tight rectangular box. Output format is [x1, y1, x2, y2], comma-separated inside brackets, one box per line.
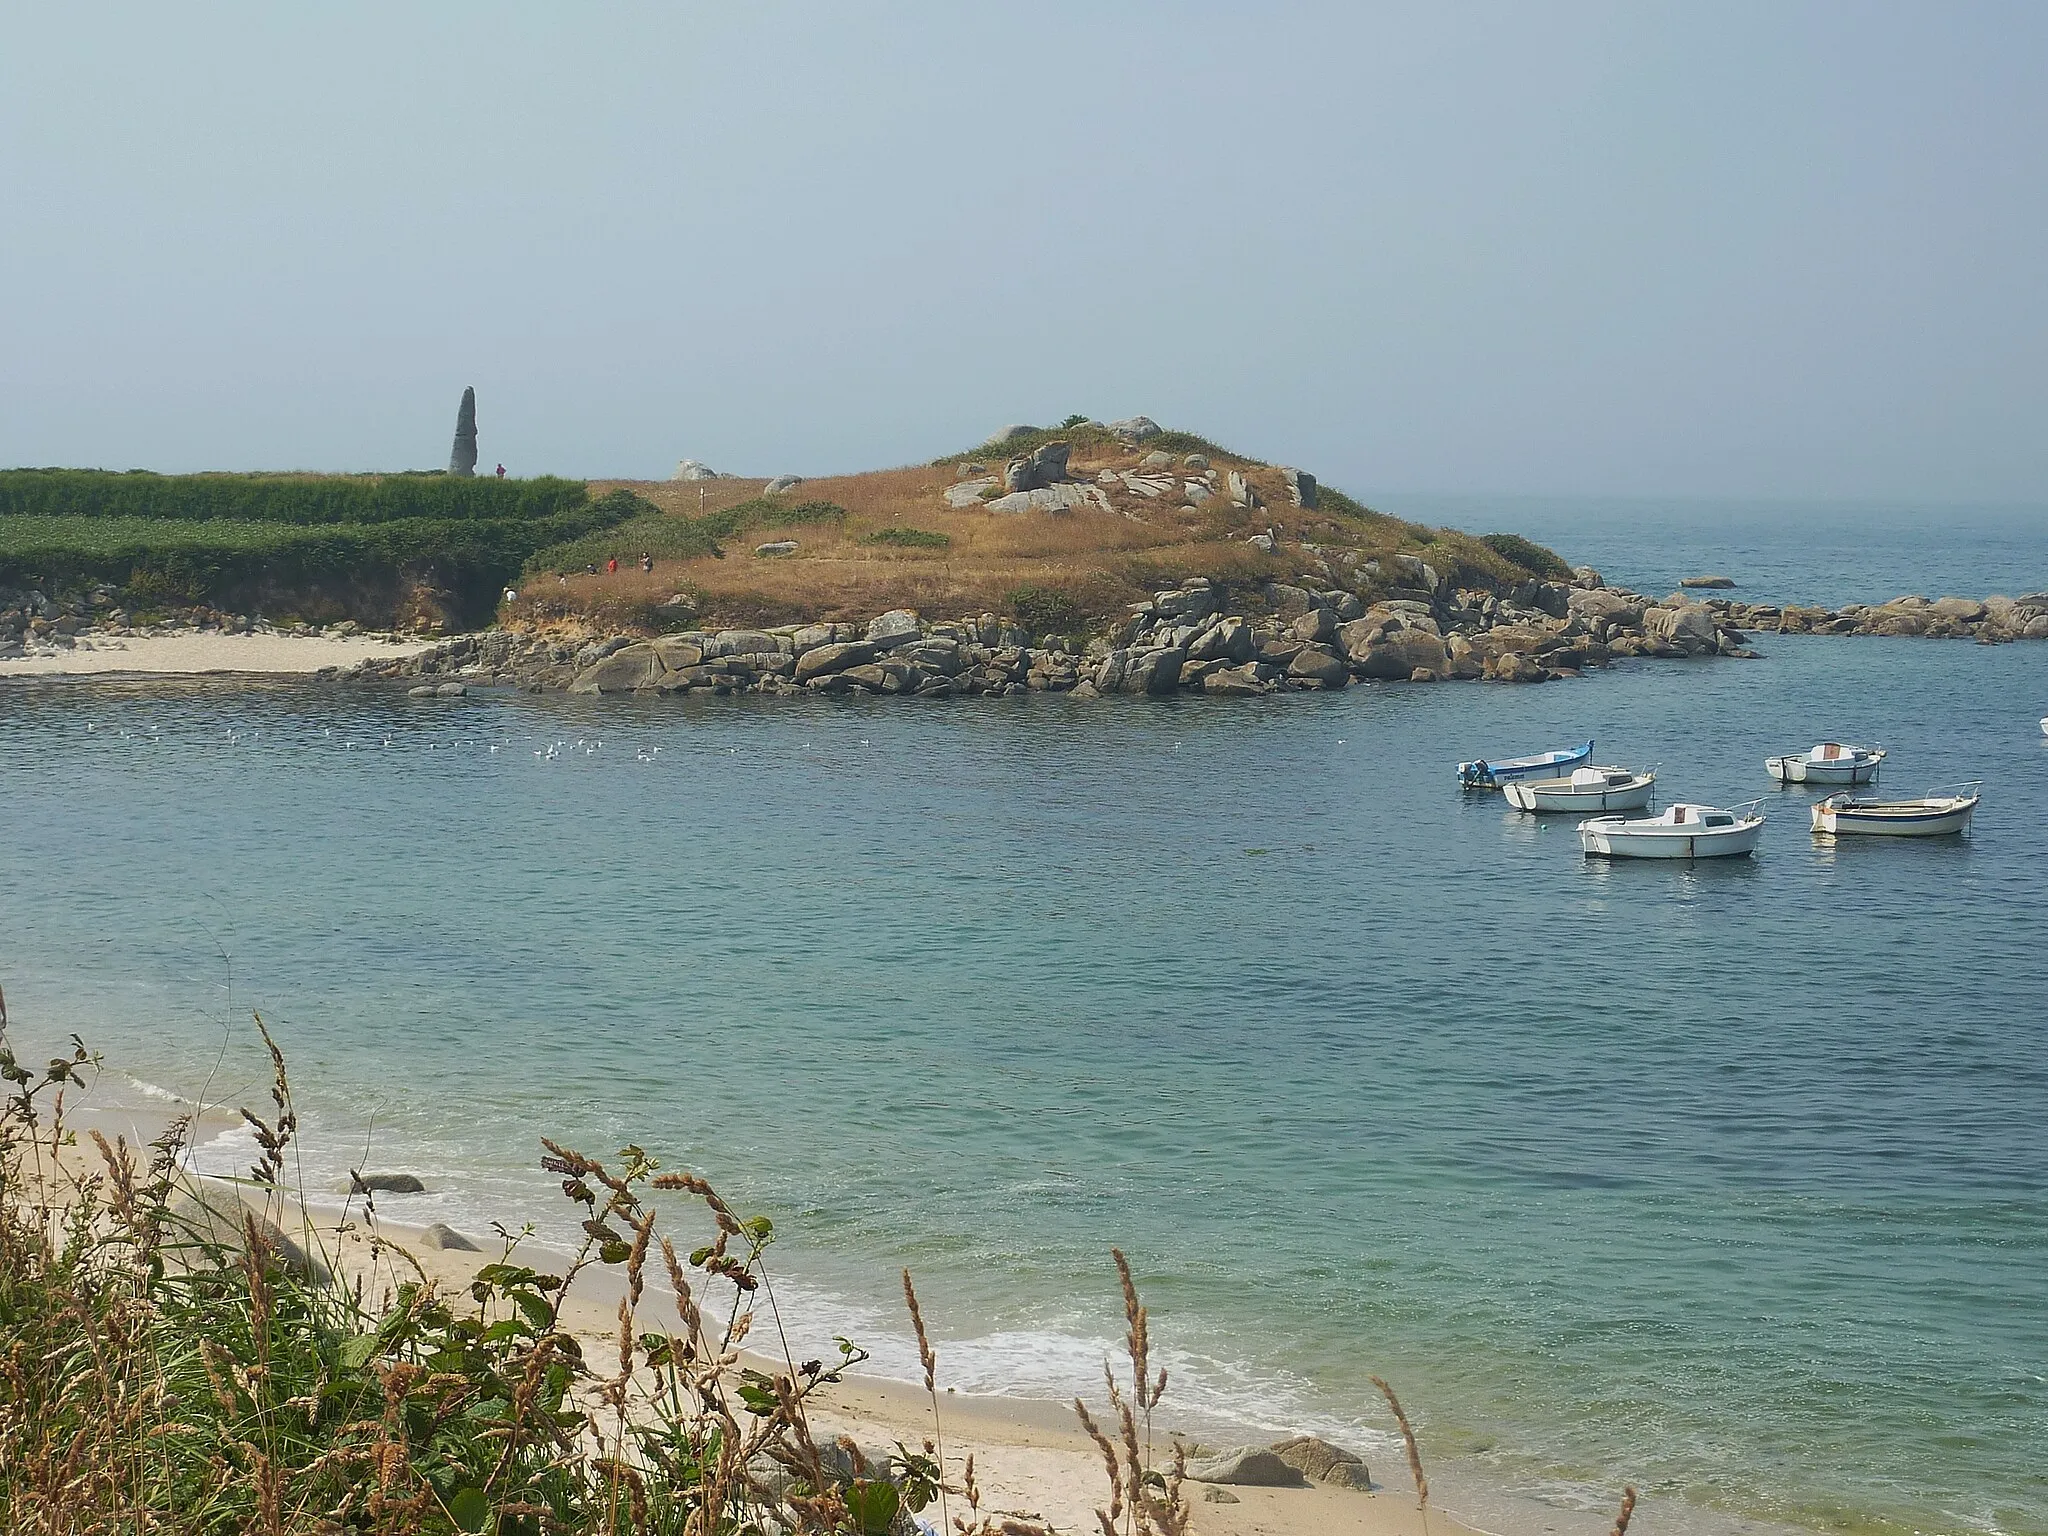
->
[1186, 1447, 1306, 1487]
[865, 609, 924, 649]
[793, 641, 877, 682]
[944, 477, 998, 507]
[1931, 596, 1988, 622]
[652, 637, 704, 669]
[1093, 649, 1128, 693]
[1203, 1486, 1241, 1503]
[1124, 646, 1185, 695]
[1393, 553, 1440, 592]
[1572, 565, 1605, 589]
[1287, 644, 1349, 688]
[1141, 450, 1174, 468]
[406, 684, 437, 699]
[1567, 588, 1643, 625]
[707, 630, 783, 658]
[985, 424, 1037, 447]
[755, 540, 799, 557]
[434, 681, 467, 698]
[1290, 607, 1337, 644]
[985, 482, 1106, 515]
[1281, 467, 1318, 508]
[1271, 1435, 1370, 1490]
[168, 1180, 330, 1282]
[1644, 602, 1719, 653]
[1004, 441, 1072, 493]
[1350, 629, 1450, 680]
[1247, 533, 1276, 554]
[1227, 470, 1253, 506]
[1680, 574, 1737, 589]
[762, 474, 804, 495]
[351, 1172, 426, 1194]
[671, 459, 721, 481]
[420, 1222, 482, 1252]
[1183, 480, 1213, 505]
[790, 624, 845, 654]
[448, 386, 478, 477]
[568, 642, 666, 694]
[1108, 415, 1161, 441]
[1203, 663, 1267, 697]
[1183, 453, 1209, 470]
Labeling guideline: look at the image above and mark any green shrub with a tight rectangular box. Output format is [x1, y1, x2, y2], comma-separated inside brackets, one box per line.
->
[1008, 584, 1082, 636]
[0, 469, 589, 526]
[1480, 532, 1573, 580]
[861, 527, 951, 549]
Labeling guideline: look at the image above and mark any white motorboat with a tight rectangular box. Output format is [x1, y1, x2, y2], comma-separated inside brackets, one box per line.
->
[1811, 785, 1980, 838]
[1579, 802, 1765, 859]
[1503, 765, 1656, 814]
[1765, 742, 1885, 785]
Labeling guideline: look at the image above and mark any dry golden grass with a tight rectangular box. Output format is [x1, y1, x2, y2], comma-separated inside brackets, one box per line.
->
[554, 442, 1532, 633]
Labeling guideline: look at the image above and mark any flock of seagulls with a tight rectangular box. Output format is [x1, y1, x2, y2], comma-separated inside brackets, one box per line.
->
[73, 721, 696, 765]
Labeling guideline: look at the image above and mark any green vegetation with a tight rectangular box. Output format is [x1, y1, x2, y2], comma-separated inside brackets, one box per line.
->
[526, 500, 847, 576]
[0, 476, 650, 622]
[1007, 584, 1083, 637]
[937, 424, 1247, 467]
[1480, 532, 1573, 580]
[0, 469, 589, 525]
[859, 528, 950, 550]
[0, 1027, 1195, 1534]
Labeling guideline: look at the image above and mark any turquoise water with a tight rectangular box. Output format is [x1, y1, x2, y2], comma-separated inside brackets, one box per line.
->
[3, 507, 2045, 1536]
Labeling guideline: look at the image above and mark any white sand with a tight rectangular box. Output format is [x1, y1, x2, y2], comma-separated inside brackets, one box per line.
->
[0, 631, 434, 677]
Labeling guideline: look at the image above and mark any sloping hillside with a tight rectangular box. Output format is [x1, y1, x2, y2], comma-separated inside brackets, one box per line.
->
[518, 423, 1565, 632]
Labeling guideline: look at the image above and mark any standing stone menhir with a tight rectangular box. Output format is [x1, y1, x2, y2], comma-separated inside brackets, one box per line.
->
[449, 386, 478, 477]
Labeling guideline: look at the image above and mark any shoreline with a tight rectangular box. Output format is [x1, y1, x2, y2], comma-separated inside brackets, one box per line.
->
[49, 1080, 1794, 1536]
[5, 578, 2043, 695]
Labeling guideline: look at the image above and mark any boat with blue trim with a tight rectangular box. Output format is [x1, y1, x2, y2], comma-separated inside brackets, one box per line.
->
[1458, 741, 1593, 789]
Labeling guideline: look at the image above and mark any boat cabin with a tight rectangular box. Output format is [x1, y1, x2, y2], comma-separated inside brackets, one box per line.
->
[1671, 806, 1737, 827]
[1570, 768, 1635, 788]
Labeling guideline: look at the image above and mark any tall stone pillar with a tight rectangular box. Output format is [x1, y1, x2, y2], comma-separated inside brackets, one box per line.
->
[449, 387, 478, 477]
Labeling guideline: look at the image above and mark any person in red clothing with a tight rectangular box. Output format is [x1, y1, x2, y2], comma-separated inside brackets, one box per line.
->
[607, 556, 618, 575]
[495, 463, 506, 479]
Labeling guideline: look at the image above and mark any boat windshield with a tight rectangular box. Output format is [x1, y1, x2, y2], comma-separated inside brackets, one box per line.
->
[1704, 814, 1733, 827]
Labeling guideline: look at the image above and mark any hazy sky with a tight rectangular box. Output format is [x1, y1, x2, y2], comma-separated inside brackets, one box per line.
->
[5, 3, 2045, 501]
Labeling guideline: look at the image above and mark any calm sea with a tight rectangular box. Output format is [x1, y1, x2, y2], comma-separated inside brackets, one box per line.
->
[3, 500, 2044, 1536]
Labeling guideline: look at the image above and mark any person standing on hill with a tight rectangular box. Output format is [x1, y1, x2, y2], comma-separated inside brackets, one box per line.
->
[607, 555, 619, 575]
[495, 463, 506, 479]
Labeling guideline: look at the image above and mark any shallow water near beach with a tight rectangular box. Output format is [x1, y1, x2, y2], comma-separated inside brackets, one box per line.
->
[3, 503, 2045, 1536]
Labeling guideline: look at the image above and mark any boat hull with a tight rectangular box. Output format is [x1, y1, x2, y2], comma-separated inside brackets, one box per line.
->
[1457, 742, 1594, 789]
[1811, 796, 1978, 837]
[1504, 776, 1656, 813]
[1579, 819, 1763, 859]
[1766, 756, 1882, 785]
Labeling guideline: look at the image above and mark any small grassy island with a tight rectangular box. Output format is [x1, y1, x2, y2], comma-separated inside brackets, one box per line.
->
[5, 421, 2042, 692]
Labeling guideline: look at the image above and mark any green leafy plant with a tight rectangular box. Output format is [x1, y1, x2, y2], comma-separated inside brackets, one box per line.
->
[859, 528, 951, 550]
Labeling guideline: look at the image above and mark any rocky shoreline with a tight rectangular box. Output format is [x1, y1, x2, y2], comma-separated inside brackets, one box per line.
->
[6, 575, 2042, 694]
[331, 570, 2048, 700]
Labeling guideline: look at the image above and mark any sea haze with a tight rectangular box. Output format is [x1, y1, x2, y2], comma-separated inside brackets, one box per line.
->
[3, 504, 2043, 1536]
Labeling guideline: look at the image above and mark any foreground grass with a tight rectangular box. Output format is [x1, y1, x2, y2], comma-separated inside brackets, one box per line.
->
[0, 1024, 1194, 1536]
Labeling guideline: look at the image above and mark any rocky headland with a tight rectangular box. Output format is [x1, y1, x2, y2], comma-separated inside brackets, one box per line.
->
[322, 571, 2048, 701]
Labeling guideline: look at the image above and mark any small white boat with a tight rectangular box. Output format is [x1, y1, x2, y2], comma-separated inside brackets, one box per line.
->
[1458, 741, 1593, 789]
[1504, 765, 1656, 814]
[1765, 742, 1885, 785]
[1579, 802, 1764, 859]
[2040, 716, 2047, 737]
[1811, 785, 1980, 838]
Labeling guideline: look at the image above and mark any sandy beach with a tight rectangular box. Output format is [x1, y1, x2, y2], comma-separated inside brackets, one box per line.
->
[48, 1095, 1510, 1536]
[0, 631, 435, 678]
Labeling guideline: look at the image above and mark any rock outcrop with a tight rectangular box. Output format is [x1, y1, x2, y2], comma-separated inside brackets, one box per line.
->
[1003, 441, 1071, 493]
[670, 460, 720, 481]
